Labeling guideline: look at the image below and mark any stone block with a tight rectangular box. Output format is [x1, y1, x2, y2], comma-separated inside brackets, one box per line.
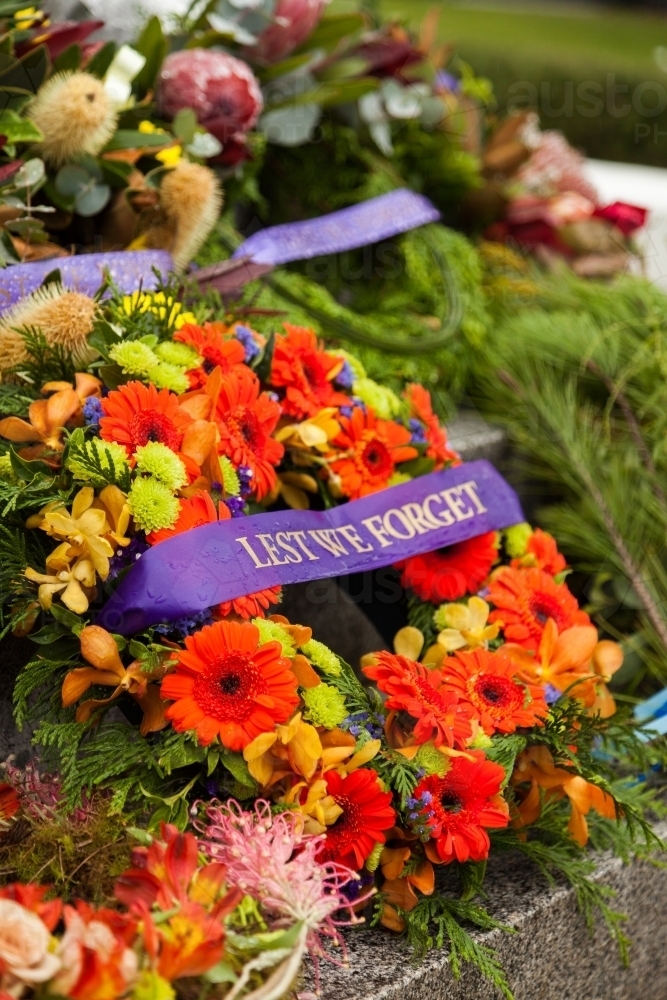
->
[310, 821, 667, 1000]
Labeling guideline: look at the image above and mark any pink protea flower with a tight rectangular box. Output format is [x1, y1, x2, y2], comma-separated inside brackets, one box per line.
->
[517, 131, 599, 203]
[157, 49, 263, 145]
[195, 799, 372, 975]
[244, 0, 330, 64]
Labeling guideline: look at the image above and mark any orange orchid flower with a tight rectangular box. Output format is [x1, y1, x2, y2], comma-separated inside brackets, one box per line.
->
[512, 746, 616, 846]
[0, 386, 81, 461]
[62, 625, 171, 735]
[505, 618, 622, 717]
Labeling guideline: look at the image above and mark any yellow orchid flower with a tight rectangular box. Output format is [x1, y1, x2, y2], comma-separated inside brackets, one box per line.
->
[428, 597, 502, 660]
[38, 486, 114, 580]
[25, 555, 96, 614]
[275, 408, 341, 461]
[94, 484, 131, 550]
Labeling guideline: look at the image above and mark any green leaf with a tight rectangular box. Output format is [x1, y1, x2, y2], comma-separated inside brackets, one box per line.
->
[75, 182, 110, 217]
[86, 41, 117, 80]
[13, 156, 45, 188]
[485, 734, 527, 789]
[0, 109, 42, 143]
[133, 16, 167, 96]
[104, 129, 170, 152]
[400, 456, 436, 477]
[50, 602, 86, 632]
[9, 447, 53, 482]
[0, 46, 49, 103]
[53, 43, 81, 73]
[100, 158, 132, 189]
[172, 108, 197, 145]
[203, 961, 237, 986]
[0, 228, 19, 265]
[219, 750, 257, 791]
[55, 164, 89, 197]
[295, 13, 365, 53]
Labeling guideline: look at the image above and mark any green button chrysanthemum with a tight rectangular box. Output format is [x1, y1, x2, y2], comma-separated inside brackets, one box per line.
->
[302, 681, 347, 729]
[301, 638, 341, 676]
[150, 362, 190, 395]
[252, 617, 296, 658]
[109, 341, 160, 375]
[134, 442, 187, 491]
[155, 341, 199, 368]
[128, 477, 180, 533]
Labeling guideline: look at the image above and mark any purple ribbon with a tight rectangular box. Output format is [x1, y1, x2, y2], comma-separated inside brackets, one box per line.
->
[97, 461, 523, 635]
[232, 189, 440, 266]
[0, 251, 174, 315]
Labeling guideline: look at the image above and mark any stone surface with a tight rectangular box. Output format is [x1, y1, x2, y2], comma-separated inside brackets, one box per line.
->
[310, 822, 667, 1000]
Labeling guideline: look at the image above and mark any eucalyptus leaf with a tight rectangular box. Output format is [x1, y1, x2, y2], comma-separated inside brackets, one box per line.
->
[13, 157, 45, 188]
[186, 131, 222, 159]
[260, 103, 321, 146]
[104, 130, 171, 151]
[172, 107, 197, 144]
[55, 165, 90, 198]
[75, 182, 110, 217]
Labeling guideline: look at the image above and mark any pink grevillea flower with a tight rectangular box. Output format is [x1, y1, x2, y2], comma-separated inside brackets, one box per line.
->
[195, 799, 372, 975]
[1, 758, 95, 825]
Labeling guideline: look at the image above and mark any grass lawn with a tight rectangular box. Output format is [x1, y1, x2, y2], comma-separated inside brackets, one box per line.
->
[332, 0, 667, 77]
[330, 0, 667, 163]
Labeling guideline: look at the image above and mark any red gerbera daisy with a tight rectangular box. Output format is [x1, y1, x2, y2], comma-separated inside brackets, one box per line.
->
[441, 648, 548, 735]
[395, 532, 498, 604]
[363, 651, 473, 748]
[161, 620, 299, 750]
[511, 528, 567, 576]
[318, 768, 395, 870]
[100, 381, 192, 457]
[215, 367, 284, 500]
[404, 383, 460, 469]
[270, 324, 348, 418]
[416, 755, 509, 864]
[175, 322, 246, 388]
[488, 567, 590, 651]
[149, 492, 281, 619]
[329, 406, 418, 500]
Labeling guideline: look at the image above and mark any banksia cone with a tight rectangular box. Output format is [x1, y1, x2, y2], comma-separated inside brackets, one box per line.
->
[0, 286, 98, 377]
[137, 161, 223, 271]
[28, 72, 118, 166]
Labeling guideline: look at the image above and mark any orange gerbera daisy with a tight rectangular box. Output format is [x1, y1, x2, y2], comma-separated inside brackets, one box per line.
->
[404, 384, 459, 469]
[488, 567, 590, 651]
[441, 647, 548, 735]
[175, 322, 246, 388]
[317, 768, 396, 870]
[100, 381, 191, 457]
[148, 492, 281, 620]
[329, 407, 418, 500]
[270, 324, 348, 419]
[415, 755, 509, 864]
[511, 528, 567, 576]
[161, 620, 299, 750]
[363, 651, 473, 749]
[215, 368, 284, 500]
[395, 532, 498, 604]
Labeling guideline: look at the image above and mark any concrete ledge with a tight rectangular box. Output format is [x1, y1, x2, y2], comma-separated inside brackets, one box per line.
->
[310, 823, 667, 1000]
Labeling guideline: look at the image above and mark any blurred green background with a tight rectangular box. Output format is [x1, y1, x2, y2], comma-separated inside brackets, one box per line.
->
[334, 0, 667, 164]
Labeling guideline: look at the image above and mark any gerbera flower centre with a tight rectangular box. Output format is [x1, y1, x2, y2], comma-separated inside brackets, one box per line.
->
[360, 437, 393, 478]
[202, 346, 229, 374]
[193, 651, 266, 723]
[440, 791, 463, 814]
[128, 410, 181, 451]
[229, 406, 261, 447]
[473, 674, 523, 713]
[529, 591, 570, 629]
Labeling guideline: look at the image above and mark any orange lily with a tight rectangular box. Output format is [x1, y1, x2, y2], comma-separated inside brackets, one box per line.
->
[62, 625, 171, 735]
[511, 746, 616, 846]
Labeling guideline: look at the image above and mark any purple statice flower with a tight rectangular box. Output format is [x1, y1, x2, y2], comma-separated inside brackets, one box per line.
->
[340, 711, 384, 741]
[237, 465, 254, 498]
[434, 70, 460, 94]
[82, 396, 104, 429]
[234, 324, 261, 363]
[544, 683, 562, 706]
[334, 359, 355, 390]
[339, 869, 375, 903]
[408, 418, 428, 445]
[154, 609, 214, 639]
[224, 495, 247, 518]
[108, 537, 149, 581]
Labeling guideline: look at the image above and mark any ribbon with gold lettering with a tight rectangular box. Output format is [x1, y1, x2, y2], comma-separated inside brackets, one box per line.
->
[97, 460, 523, 635]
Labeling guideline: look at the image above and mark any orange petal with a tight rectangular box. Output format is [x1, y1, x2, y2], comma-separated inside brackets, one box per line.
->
[179, 394, 212, 421]
[382, 876, 419, 912]
[135, 685, 169, 735]
[409, 858, 435, 896]
[181, 420, 217, 467]
[75, 690, 122, 722]
[291, 654, 321, 689]
[593, 640, 624, 680]
[0, 416, 41, 443]
[79, 625, 126, 676]
[62, 668, 122, 707]
[45, 389, 80, 432]
[567, 803, 589, 847]
[380, 903, 405, 933]
[74, 372, 102, 400]
[380, 846, 411, 881]
[551, 626, 599, 674]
